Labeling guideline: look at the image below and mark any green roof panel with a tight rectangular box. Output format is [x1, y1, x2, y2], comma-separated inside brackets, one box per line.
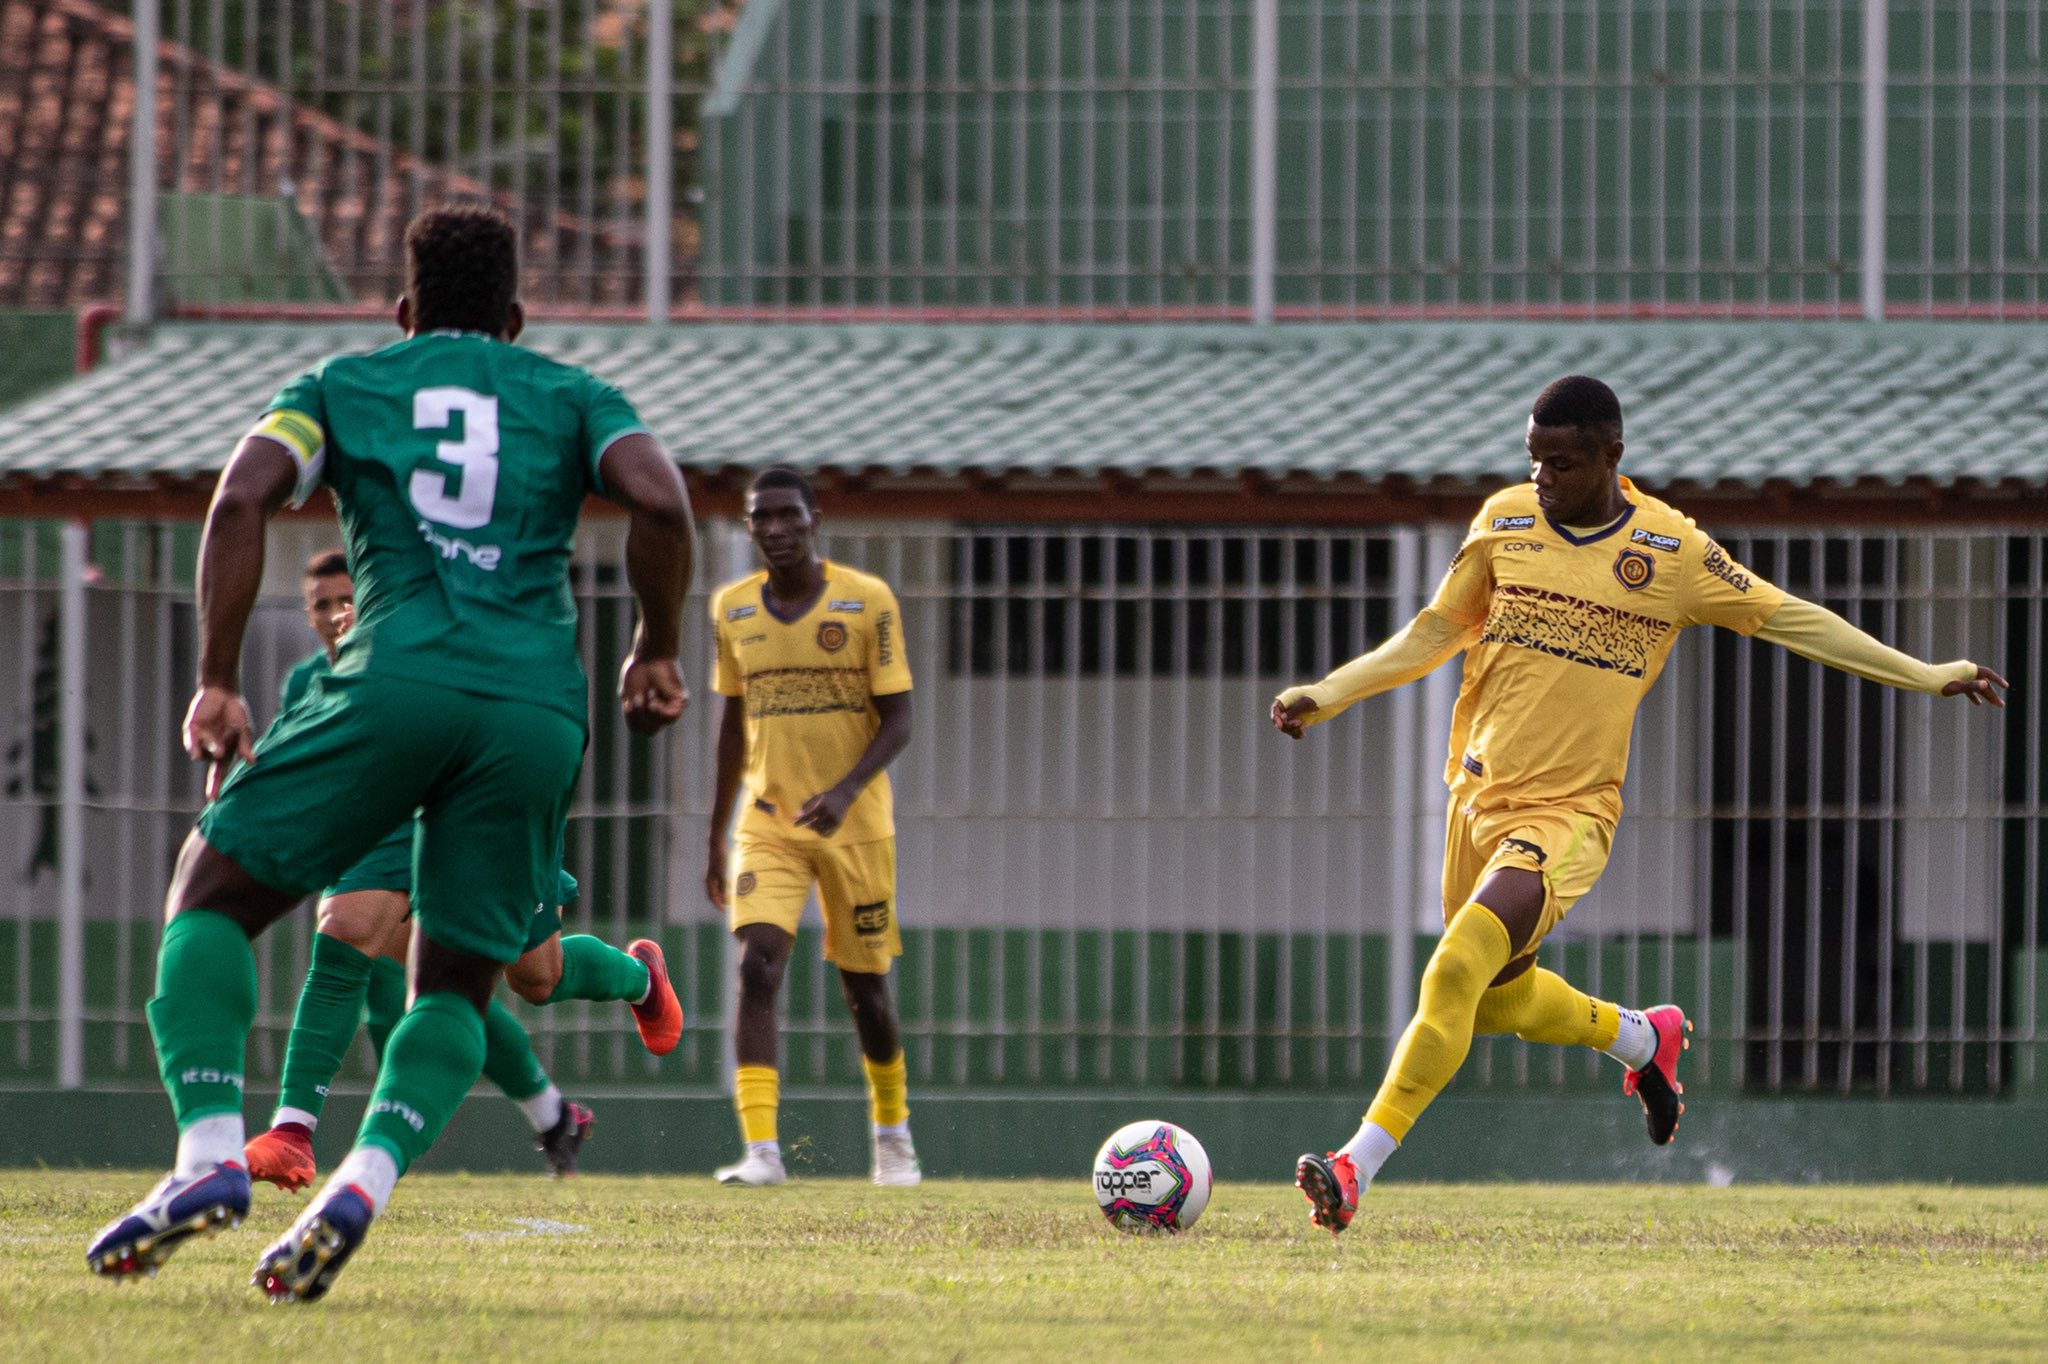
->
[2, 322, 2044, 492]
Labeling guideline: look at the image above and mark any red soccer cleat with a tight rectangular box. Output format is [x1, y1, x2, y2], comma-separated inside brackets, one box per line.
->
[243, 1122, 318, 1192]
[626, 939, 683, 1057]
[1294, 1151, 1359, 1235]
[1623, 1004, 1691, 1146]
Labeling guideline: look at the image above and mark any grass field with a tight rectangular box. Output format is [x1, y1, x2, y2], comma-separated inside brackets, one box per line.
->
[3, 1172, 2044, 1362]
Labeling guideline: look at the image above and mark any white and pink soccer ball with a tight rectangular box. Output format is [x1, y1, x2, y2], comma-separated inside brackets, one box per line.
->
[1091, 1120, 1213, 1233]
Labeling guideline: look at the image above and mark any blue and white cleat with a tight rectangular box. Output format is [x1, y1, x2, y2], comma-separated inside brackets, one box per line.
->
[86, 1162, 251, 1279]
[252, 1184, 375, 1303]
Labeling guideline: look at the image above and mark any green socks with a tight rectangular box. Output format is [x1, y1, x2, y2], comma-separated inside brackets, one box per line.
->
[147, 909, 258, 1125]
[544, 934, 649, 1005]
[363, 954, 408, 1063]
[363, 954, 550, 1102]
[480, 997, 551, 1102]
[355, 991, 485, 1175]
[275, 933, 375, 1120]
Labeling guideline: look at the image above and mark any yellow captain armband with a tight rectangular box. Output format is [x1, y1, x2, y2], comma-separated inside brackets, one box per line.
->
[247, 408, 327, 506]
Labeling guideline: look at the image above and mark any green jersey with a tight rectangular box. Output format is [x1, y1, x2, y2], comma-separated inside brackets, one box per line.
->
[278, 648, 330, 716]
[260, 331, 647, 726]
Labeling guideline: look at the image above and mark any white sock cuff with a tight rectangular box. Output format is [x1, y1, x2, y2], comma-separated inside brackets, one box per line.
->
[518, 1085, 565, 1134]
[273, 1106, 320, 1132]
[1338, 1120, 1401, 1185]
[328, 1146, 400, 1216]
[174, 1113, 247, 1176]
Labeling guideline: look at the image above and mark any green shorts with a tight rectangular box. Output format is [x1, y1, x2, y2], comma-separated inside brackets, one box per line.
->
[521, 868, 579, 953]
[200, 671, 583, 963]
[324, 819, 415, 898]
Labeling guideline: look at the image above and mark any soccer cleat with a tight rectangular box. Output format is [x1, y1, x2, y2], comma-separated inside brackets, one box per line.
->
[536, 1101, 594, 1177]
[714, 1146, 788, 1187]
[251, 1184, 375, 1304]
[86, 1162, 251, 1279]
[871, 1131, 923, 1188]
[626, 938, 684, 1057]
[244, 1122, 319, 1192]
[1622, 1004, 1692, 1146]
[1294, 1151, 1359, 1236]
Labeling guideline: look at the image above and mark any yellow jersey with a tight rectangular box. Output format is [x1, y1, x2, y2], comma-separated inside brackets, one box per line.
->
[1429, 478, 1785, 822]
[711, 560, 913, 846]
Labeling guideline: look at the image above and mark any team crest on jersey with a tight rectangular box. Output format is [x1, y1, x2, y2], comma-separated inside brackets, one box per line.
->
[726, 604, 757, 621]
[1613, 549, 1655, 591]
[734, 872, 757, 898]
[828, 599, 865, 613]
[1492, 515, 1536, 532]
[1630, 528, 1682, 553]
[816, 620, 849, 653]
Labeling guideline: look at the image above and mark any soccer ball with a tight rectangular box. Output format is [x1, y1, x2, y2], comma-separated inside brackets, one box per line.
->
[1091, 1120, 1213, 1233]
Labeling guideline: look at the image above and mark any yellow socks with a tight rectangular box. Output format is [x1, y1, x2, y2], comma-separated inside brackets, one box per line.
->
[1472, 966, 1620, 1050]
[735, 1064, 779, 1144]
[863, 1051, 910, 1128]
[1364, 901, 1515, 1141]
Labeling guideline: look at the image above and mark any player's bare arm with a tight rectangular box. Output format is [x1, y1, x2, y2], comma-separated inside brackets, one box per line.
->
[793, 691, 913, 838]
[599, 430, 696, 734]
[704, 694, 747, 911]
[186, 433, 299, 798]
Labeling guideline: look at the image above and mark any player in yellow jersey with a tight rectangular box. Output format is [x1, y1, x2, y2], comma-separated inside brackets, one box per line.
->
[1279, 376, 2009, 1234]
[704, 468, 919, 1187]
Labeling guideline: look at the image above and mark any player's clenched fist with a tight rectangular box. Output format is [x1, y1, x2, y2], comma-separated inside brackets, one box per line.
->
[1271, 695, 1318, 740]
[619, 654, 687, 734]
[182, 683, 256, 799]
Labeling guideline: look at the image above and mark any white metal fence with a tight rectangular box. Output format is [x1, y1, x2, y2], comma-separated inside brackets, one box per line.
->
[30, 1, 2044, 322]
[3, 515, 2040, 1098]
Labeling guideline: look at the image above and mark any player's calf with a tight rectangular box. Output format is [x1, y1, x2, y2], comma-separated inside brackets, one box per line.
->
[87, 1163, 251, 1280]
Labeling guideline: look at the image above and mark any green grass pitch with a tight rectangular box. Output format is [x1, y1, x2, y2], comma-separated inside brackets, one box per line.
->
[4, 1172, 2044, 1361]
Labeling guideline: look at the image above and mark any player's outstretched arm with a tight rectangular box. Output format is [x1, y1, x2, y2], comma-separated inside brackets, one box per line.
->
[1270, 608, 1476, 739]
[599, 432, 696, 734]
[1753, 595, 2010, 708]
[186, 435, 299, 796]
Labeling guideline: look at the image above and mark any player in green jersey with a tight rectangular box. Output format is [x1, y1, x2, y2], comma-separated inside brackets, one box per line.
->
[86, 206, 694, 1302]
[242, 551, 682, 1190]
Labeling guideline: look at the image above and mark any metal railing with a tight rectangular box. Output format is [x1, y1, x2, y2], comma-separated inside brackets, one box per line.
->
[7, 517, 2036, 1098]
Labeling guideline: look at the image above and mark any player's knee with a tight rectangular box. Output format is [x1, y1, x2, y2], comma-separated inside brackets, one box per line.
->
[316, 890, 406, 952]
[505, 958, 558, 1005]
[1420, 942, 1486, 1002]
[737, 949, 786, 1001]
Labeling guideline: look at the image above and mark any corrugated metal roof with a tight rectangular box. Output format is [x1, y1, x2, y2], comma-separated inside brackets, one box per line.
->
[3, 321, 2045, 491]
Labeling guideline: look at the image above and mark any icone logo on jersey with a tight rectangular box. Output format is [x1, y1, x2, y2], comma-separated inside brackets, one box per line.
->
[1630, 528, 1682, 554]
[417, 520, 501, 571]
[1492, 515, 1537, 532]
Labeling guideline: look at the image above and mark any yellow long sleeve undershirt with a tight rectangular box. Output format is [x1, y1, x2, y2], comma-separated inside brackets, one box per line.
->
[1752, 595, 1978, 694]
[1276, 594, 1973, 729]
[1275, 608, 1477, 727]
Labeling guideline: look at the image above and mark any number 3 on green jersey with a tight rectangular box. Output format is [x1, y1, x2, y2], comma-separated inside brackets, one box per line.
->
[411, 387, 499, 530]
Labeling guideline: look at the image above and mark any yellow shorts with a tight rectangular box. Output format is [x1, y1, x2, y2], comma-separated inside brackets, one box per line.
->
[728, 833, 900, 975]
[1440, 800, 1614, 961]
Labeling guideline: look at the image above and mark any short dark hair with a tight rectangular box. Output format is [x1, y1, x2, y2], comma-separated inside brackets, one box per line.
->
[1530, 375, 1623, 443]
[748, 466, 817, 512]
[405, 204, 519, 334]
[305, 548, 348, 580]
